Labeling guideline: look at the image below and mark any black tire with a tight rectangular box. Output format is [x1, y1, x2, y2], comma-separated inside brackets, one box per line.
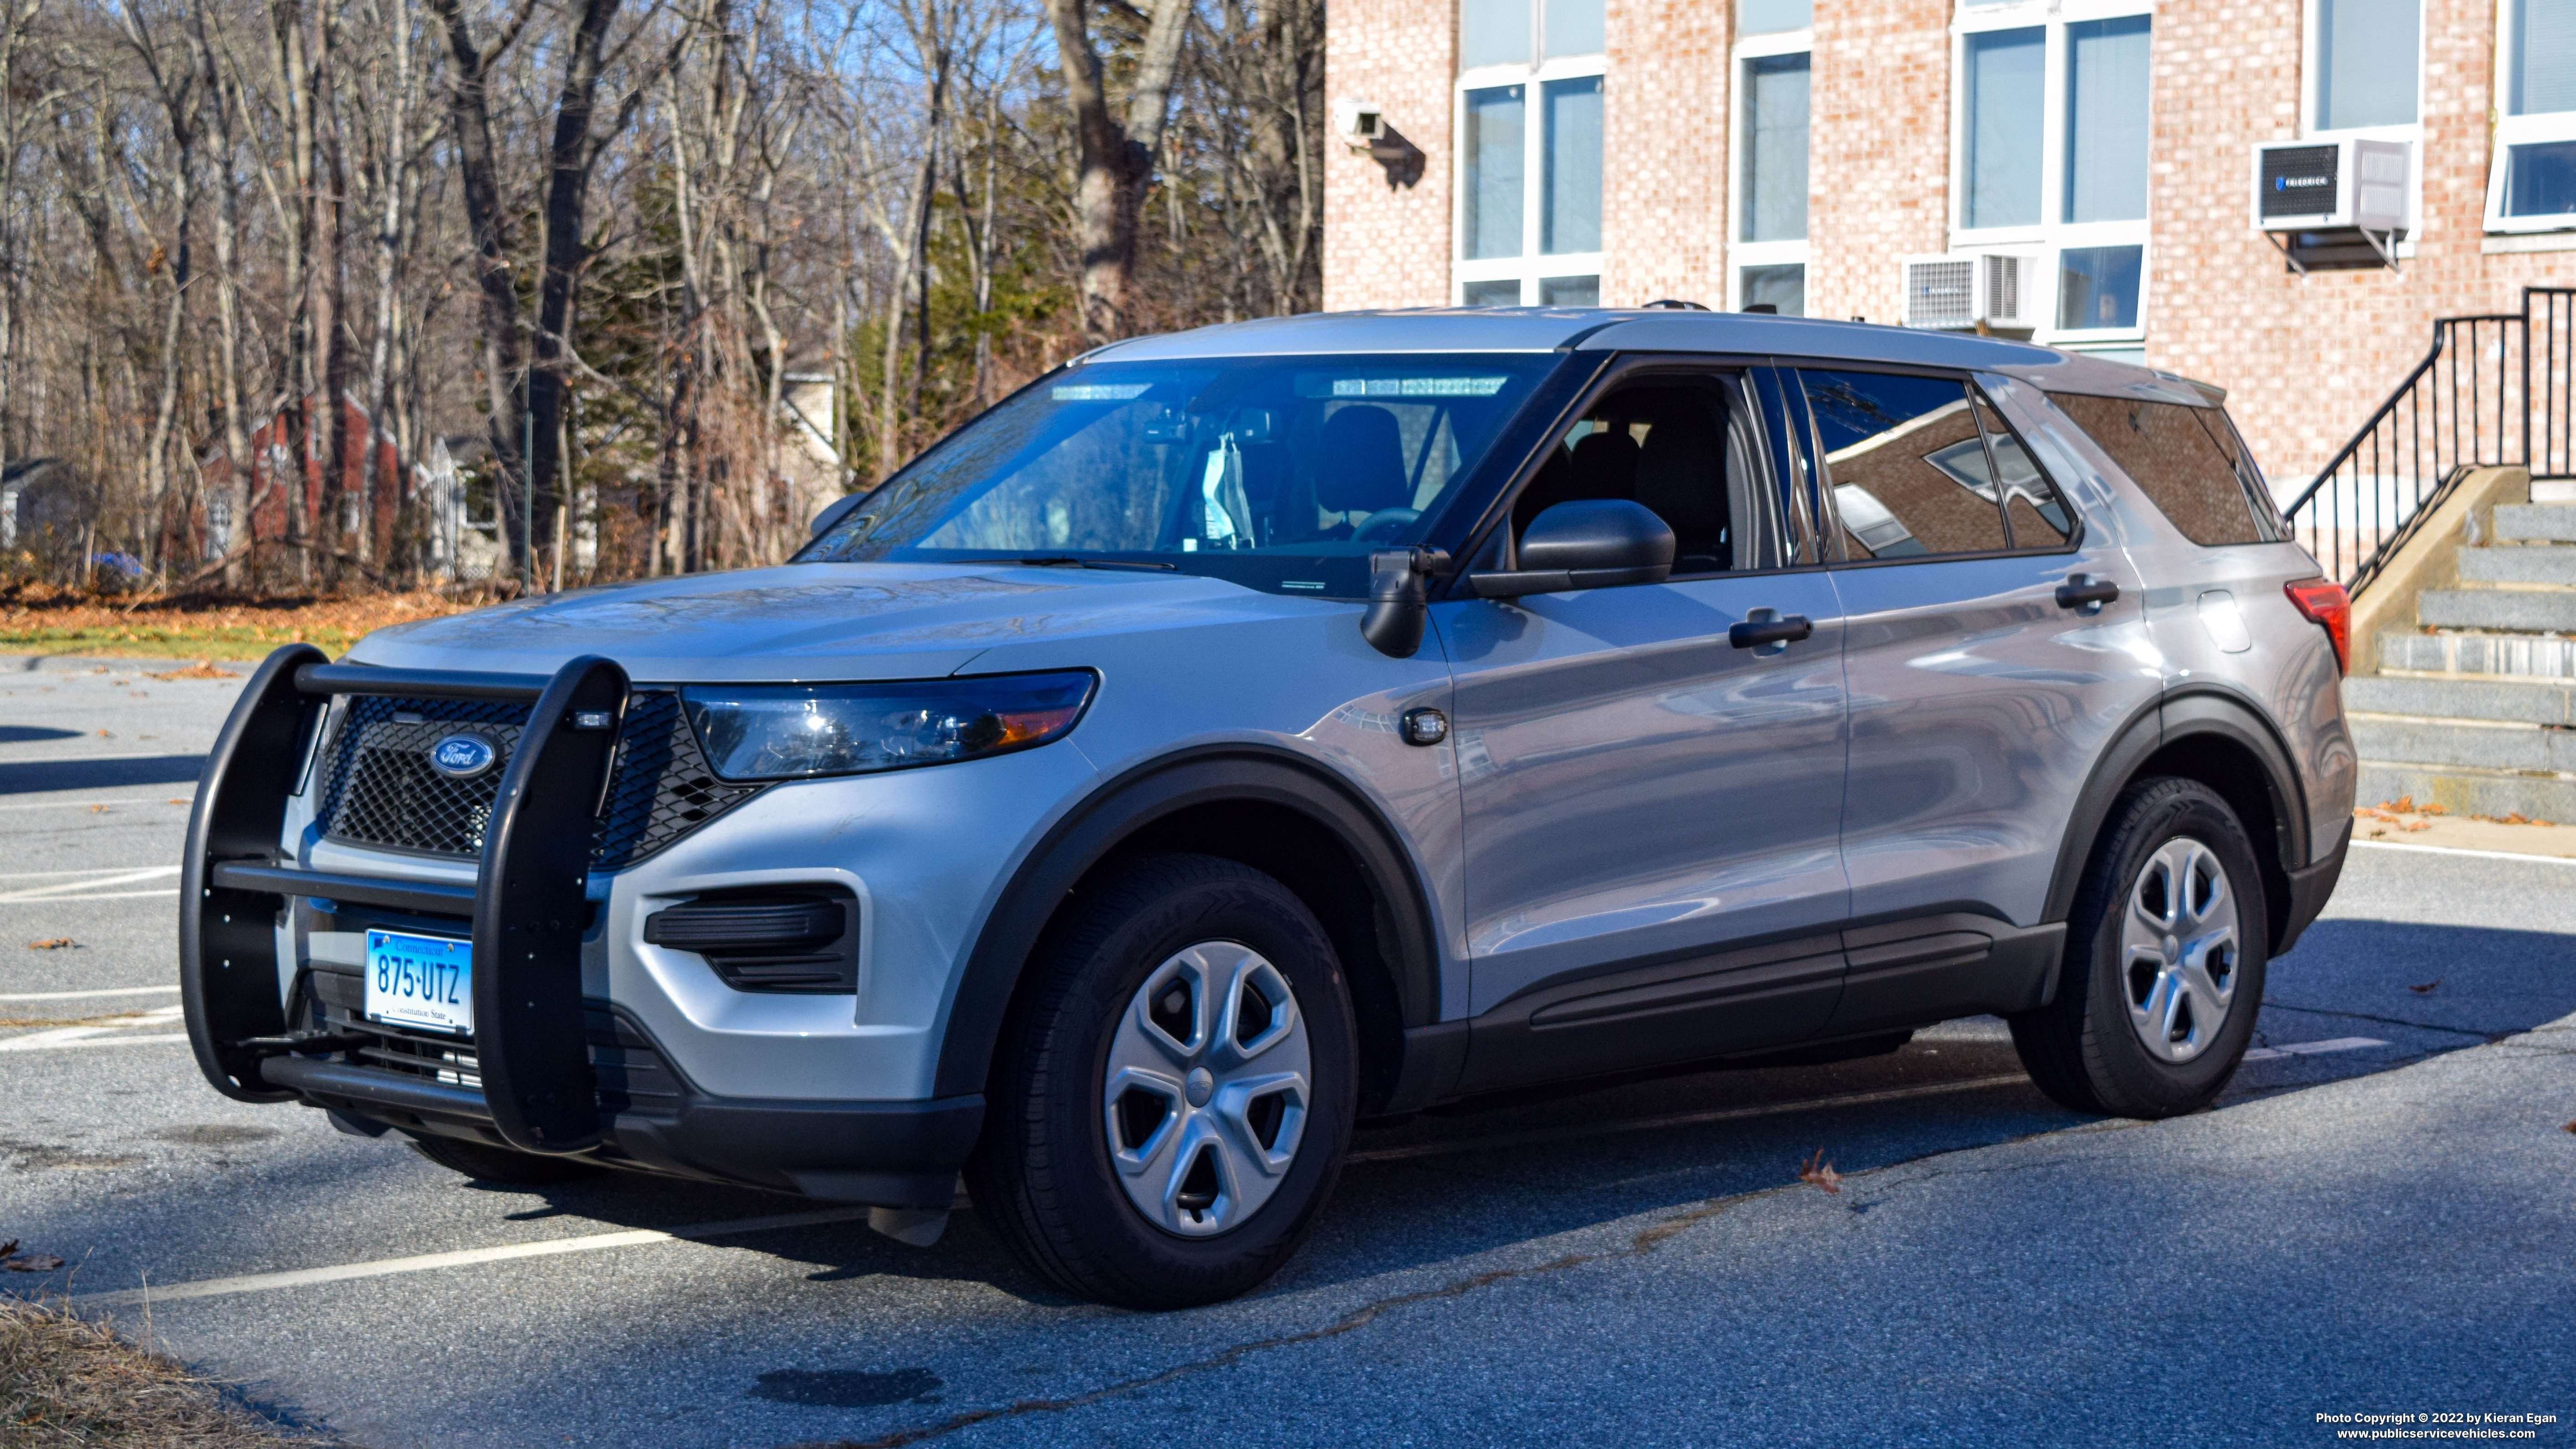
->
[966, 853, 1359, 1310]
[411, 1133, 604, 1185]
[2010, 776, 2270, 1118]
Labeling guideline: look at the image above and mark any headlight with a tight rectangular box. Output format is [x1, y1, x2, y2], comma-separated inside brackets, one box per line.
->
[680, 670, 1096, 781]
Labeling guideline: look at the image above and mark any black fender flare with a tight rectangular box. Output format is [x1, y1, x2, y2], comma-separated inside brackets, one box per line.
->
[2042, 683, 2312, 940]
[929, 745, 1445, 1101]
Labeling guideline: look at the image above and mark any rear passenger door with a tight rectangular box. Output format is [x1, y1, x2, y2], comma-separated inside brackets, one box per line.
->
[1799, 366, 2154, 1034]
[1435, 364, 1851, 1087]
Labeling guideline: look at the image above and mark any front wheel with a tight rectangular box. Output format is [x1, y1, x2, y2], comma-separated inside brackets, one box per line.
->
[967, 853, 1357, 1309]
[2010, 776, 2269, 1118]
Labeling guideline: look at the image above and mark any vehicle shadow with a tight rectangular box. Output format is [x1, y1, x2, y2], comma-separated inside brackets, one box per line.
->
[37, 918, 2570, 1328]
[0, 754, 206, 794]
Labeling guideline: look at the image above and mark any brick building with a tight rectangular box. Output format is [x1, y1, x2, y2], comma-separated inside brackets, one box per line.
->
[1324, 0, 2576, 484]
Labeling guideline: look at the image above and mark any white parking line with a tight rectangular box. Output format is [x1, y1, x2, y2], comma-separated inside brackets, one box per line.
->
[0, 866, 182, 880]
[0, 889, 179, 903]
[0, 1005, 187, 1051]
[2243, 1036, 2389, 1061]
[0, 1032, 189, 1051]
[0, 866, 179, 902]
[74, 1208, 874, 1307]
[2352, 840, 2576, 865]
[0, 985, 180, 1002]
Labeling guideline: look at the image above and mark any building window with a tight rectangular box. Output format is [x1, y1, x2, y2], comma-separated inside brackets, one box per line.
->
[1455, 0, 1606, 305]
[1963, 29, 2044, 230]
[1951, 3, 2151, 348]
[2315, 0, 2421, 131]
[1730, 2, 1810, 314]
[2300, 0, 2424, 240]
[2489, 0, 2576, 230]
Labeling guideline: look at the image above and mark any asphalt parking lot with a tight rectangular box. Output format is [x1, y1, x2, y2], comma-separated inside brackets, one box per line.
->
[2, 655, 2571, 1448]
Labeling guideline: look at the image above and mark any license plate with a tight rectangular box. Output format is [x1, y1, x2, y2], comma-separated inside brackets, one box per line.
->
[364, 929, 474, 1035]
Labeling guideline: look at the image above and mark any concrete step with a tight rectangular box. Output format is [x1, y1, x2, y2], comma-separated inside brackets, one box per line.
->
[2532, 478, 2576, 503]
[2343, 673, 2576, 724]
[2458, 544, 2576, 587]
[2356, 761, 2576, 820]
[2416, 588, 2576, 632]
[2348, 712, 2576, 772]
[2378, 631, 2576, 678]
[2491, 503, 2576, 543]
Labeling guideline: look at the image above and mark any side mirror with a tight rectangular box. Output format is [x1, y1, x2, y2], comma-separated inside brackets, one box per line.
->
[1361, 547, 1449, 658]
[1462, 499, 1675, 599]
[810, 494, 866, 539]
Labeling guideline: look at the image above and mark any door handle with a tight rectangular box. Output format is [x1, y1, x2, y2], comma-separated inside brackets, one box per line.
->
[1728, 609, 1813, 651]
[2055, 574, 2121, 611]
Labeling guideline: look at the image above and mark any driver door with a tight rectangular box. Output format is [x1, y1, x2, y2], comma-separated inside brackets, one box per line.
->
[1434, 365, 1852, 1091]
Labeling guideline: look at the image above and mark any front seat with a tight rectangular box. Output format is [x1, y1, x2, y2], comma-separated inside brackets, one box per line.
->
[1516, 428, 1642, 534]
[1633, 409, 1729, 572]
[1315, 406, 1413, 533]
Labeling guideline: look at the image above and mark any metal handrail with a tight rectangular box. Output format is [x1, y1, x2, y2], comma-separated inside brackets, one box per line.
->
[2282, 286, 2576, 596]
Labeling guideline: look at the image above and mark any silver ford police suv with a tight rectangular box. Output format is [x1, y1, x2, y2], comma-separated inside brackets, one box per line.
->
[182, 310, 2355, 1309]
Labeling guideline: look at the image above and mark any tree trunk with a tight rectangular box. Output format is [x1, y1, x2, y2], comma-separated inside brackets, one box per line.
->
[186, 5, 253, 587]
[1043, 0, 1189, 342]
[526, 0, 625, 587]
[427, 0, 529, 577]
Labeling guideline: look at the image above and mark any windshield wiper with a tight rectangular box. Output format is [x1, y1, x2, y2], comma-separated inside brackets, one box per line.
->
[1014, 556, 1178, 572]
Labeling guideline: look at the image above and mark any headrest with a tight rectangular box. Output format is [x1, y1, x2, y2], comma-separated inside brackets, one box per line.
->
[1634, 411, 1726, 532]
[1566, 429, 1641, 501]
[1316, 407, 1411, 515]
[1235, 440, 1291, 510]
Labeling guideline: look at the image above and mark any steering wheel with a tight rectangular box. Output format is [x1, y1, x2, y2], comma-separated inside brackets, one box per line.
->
[1352, 507, 1421, 543]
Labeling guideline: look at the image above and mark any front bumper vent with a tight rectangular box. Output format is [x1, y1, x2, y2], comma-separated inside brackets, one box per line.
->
[644, 891, 858, 993]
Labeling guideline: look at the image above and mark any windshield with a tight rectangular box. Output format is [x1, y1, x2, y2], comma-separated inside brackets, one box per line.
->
[796, 353, 1559, 596]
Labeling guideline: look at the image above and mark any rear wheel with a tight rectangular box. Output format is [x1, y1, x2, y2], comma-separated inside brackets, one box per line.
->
[967, 853, 1357, 1309]
[410, 1134, 603, 1185]
[2011, 776, 2269, 1118]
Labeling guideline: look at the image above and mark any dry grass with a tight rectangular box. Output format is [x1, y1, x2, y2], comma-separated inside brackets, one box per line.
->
[0, 1296, 320, 1446]
[0, 585, 483, 661]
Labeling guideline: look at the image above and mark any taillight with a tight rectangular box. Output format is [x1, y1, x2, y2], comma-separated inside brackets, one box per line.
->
[2285, 578, 2351, 674]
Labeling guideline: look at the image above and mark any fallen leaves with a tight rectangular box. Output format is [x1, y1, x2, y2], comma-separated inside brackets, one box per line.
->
[23, 939, 77, 950]
[0, 583, 479, 660]
[1796, 1148, 1841, 1194]
[0, 1243, 62, 1272]
[2470, 811, 2561, 827]
[2408, 978, 2443, 995]
[148, 660, 232, 681]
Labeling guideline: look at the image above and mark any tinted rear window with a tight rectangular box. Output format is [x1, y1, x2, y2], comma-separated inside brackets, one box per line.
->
[2048, 393, 2277, 546]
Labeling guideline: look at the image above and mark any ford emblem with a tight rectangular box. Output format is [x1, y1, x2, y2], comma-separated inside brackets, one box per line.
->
[429, 732, 500, 781]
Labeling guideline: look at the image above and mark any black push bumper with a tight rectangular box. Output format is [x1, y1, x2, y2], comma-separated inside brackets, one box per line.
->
[179, 645, 980, 1209]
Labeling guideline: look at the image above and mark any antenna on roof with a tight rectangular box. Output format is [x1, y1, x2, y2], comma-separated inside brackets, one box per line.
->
[1639, 298, 1710, 311]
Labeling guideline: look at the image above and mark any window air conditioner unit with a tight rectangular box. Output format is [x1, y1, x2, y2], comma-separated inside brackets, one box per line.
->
[2250, 138, 2410, 232]
[1900, 252, 2040, 331]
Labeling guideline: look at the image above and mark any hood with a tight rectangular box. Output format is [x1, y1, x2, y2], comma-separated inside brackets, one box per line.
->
[346, 561, 1304, 683]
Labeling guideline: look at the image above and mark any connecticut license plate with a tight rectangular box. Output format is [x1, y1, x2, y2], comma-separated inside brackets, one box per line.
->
[364, 929, 474, 1035]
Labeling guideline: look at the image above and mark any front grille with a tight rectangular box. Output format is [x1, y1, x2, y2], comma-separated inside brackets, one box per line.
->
[313, 688, 763, 869]
[318, 697, 527, 856]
